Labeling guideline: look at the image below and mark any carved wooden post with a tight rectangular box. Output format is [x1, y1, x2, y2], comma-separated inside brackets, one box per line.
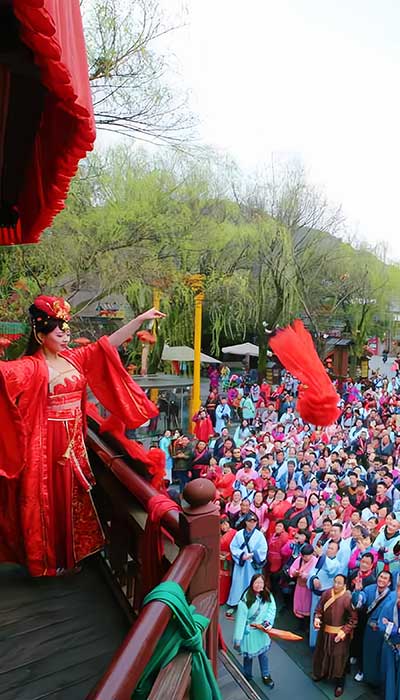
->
[180, 478, 220, 674]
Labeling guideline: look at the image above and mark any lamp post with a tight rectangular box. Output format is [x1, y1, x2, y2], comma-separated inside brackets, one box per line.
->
[186, 274, 205, 423]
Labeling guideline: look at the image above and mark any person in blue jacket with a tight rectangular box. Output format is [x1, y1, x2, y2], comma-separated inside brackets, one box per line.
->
[379, 577, 400, 700]
[351, 569, 393, 684]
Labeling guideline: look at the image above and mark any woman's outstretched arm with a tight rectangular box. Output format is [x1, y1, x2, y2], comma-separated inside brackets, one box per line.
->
[108, 307, 166, 347]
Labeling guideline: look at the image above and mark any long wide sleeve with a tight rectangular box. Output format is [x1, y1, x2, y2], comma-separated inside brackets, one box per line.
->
[64, 336, 158, 429]
[233, 600, 249, 645]
[0, 357, 37, 478]
[342, 595, 358, 636]
[230, 532, 245, 566]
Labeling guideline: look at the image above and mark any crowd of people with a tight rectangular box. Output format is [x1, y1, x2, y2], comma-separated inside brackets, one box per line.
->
[158, 364, 400, 697]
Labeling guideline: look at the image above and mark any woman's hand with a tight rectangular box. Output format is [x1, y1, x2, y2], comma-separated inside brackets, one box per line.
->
[138, 307, 166, 323]
[108, 307, 166, 347]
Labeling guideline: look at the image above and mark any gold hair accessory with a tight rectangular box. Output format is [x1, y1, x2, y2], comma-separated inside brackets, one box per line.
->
[32, 323, 43, 345]
[53, 300, 71, 321]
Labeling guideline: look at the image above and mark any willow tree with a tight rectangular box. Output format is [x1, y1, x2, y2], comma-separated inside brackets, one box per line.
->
[338, 247, 390, 373]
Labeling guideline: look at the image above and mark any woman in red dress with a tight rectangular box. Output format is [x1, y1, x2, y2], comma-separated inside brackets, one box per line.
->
[219, 515, 236, 604]
[0, 295, 165, 577]
[266, 488, 291, 539]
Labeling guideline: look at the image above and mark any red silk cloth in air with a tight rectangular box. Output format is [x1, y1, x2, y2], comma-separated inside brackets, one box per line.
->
[3, 0, 95, 243]
[269, 320, 341, 427]
[87, 406, 166, 491]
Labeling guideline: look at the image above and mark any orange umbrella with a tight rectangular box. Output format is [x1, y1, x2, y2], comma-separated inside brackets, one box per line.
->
[250, 623, 302, 641]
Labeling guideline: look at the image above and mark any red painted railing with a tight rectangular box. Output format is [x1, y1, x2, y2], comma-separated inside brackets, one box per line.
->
[85, 425, 220, 700]
[87, 544, 205, 700]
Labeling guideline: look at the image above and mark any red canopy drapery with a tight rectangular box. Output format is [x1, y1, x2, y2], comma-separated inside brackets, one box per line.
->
[0, 0, 95, 245]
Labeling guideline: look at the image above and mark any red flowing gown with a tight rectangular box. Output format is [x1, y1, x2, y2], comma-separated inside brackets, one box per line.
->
[219, 527, 236, 605]
[0, 337, 158, 576]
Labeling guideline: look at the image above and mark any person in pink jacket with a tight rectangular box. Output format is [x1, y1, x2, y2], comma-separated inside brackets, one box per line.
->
[289, 543, 317, 619]
[250, 491, 270, 535]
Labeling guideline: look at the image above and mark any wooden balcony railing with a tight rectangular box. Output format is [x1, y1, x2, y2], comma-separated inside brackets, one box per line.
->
[87, 544, 205, 700]
[85, 422, 220, 700]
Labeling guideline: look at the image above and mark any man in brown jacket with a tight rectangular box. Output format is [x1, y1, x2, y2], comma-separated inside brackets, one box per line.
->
[312, 574, 358, 697]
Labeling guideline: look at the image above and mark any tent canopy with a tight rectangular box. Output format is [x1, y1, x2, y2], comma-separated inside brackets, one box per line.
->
[222, 342, 259, 357]
[162, 344, 221, 364]
[0, 0, 95, 245]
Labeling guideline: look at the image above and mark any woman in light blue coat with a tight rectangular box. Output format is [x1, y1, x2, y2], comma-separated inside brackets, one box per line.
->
[227, 513, 268, 609]
[233, 574, 276, 688]
[159, 430, 173, 482]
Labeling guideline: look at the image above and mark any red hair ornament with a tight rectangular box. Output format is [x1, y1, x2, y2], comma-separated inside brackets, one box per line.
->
[33, 295, 71, 321]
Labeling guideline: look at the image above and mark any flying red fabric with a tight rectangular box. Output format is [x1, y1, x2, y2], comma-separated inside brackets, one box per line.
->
[86, 404, 166, 491]
[1, 0, 95, 244]
[269, 320, 340, 427]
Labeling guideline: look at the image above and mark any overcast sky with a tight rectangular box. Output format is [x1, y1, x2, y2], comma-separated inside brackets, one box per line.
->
[157, 0, 400, 260]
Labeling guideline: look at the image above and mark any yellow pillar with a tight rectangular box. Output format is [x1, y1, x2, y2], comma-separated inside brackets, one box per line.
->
[192, 290, 204, 416]
[186, 274, 205, 428]
[152, 288, 161, 323]
[150, 288, 161, 402]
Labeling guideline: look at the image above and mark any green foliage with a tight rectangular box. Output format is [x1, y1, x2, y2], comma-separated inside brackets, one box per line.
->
[0, 146, 398, 372]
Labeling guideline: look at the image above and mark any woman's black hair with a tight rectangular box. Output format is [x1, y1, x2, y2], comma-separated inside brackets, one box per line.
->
[25, 304, 66, 356]
[360, 552, 374, 563]
[218, 496, 226, 514]
[300, 543, 314, 556]
[244, 573, 271, 608]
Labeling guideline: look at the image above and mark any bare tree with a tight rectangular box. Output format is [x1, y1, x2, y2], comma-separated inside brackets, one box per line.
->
[82, 0, 196, 146]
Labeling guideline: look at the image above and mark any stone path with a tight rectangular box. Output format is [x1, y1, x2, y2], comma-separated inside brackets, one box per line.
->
[219, 605, 382, 700]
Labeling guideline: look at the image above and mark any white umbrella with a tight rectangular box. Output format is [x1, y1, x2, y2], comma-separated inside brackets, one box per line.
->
[221, 342, 259, 357]
[162, 344, 221, 363]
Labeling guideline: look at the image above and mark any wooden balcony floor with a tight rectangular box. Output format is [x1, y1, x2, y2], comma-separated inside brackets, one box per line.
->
[0, 558, 129, 700]
[1, 559, 255, 700]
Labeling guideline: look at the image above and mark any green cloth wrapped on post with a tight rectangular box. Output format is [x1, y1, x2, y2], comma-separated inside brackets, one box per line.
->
[133, 581, 221, 700]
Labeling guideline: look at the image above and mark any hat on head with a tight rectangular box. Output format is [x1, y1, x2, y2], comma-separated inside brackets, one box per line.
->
[245, 512, 258, 522]
[31, 295, 71, 321]
[300, 543, 314, 556]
